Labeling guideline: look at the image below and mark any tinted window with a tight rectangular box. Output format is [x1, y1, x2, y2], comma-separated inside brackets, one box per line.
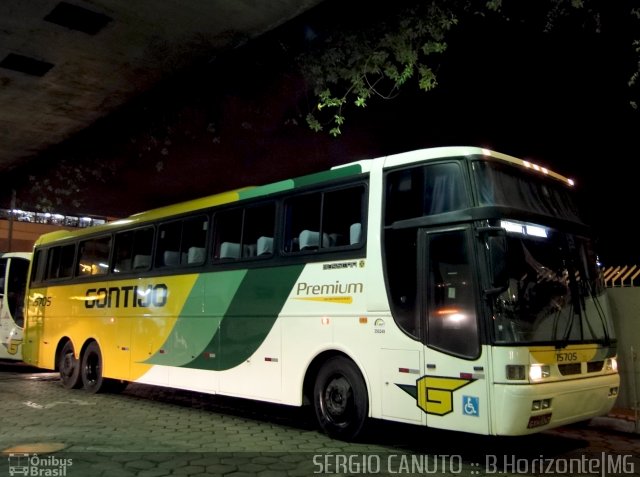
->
[426, 230, 479, 358]
[112, 227, 154, 273]
[46, 244, 75, 280]
[157, 216, 208, 267]
[7, 257, 29, 326]
[77, 236, 111, 276]
[284, 186, 364, 253]
[213, 204, 275, 260]
[386, 162, 467, 224]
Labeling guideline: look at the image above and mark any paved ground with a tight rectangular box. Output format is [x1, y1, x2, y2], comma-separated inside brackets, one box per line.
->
[0, 361, 638, 476]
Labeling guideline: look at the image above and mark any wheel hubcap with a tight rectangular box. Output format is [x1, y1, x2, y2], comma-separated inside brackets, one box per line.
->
[85, 353, 99, 384]
[61, 353, 75, 377]
[324, 376, 352, 423]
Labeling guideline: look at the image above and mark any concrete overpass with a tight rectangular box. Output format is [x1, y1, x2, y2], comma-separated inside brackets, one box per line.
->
[0, 0, 324, 173]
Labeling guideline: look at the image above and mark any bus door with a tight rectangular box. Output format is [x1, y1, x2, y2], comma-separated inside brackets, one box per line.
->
[418, 227, 491, 434]
[0, 254, 29, 359]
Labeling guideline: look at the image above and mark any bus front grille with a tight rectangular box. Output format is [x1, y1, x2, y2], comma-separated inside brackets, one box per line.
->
[558, 363, 582, 375]
[587, 361, 604, 373]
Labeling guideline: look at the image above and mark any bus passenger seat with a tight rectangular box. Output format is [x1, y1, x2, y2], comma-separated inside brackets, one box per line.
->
[350, 223, 362, 245]
[187, 247, 205, 264]
[257, 236, 273, 255]
[299, 230, 329, 250]
[133, 254, 151, 269]
[220, 242, 241, 259]
[164, 251, 181, 266]
[115, 259, 131, 272]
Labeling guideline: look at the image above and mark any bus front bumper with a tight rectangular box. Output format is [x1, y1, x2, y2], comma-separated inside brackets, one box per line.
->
[493, 373, 620, 435]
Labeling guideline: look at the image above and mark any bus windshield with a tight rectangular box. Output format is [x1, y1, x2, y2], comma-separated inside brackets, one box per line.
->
[473, 159, 582, 222]
[490, 221, 615, 346]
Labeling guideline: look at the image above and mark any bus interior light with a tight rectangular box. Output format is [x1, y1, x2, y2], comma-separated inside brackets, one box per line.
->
[501, 220, 548, 238]
[500, 220, 524, 234]
[525, 225, 548, 238]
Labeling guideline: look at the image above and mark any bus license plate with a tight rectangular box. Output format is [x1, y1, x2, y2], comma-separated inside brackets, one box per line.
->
[527, 413, 552, 429]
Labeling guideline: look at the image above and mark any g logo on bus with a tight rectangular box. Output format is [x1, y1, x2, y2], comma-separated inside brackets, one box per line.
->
[416, 376, 474, 416]
[2, 339, 22, 355]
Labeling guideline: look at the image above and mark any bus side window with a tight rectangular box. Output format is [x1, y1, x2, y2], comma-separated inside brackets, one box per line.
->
[322, 186, 364, 247]
[156, 221, 182, 267]
[284, 193, 321, 253]
[423, 163, 467, 215]
[426, 230, 479, 358]
[213, 205, 274, 260]
[7, 257, 29, 327]
[213, 209, 243, 260]
[181, 216, 208, 265]
[385, 163, 467, 223]
[284, 185, 364, 253]
[46, 244, 75, 280]
[243, 204, 275, 257]
[0, 257, 6, 293]
[112, 227, 154, 273]
[77, 236, 111, 276]
[385, 228, 418, 337]
[30, 250, 46, 284]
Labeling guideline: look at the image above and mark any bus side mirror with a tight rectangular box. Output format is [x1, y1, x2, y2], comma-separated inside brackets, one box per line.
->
[485, 233, 509, 296]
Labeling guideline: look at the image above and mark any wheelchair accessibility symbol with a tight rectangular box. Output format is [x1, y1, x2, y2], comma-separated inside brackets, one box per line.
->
[462, 396, 479, 417]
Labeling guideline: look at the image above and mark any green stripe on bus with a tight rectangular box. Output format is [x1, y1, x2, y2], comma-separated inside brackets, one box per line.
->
[237, 165, 362, 201]
[143, 270, 248, 366]
[238, 179, 295, 201]
[293, 164, 362, 188]
[184, 264, 304, 371]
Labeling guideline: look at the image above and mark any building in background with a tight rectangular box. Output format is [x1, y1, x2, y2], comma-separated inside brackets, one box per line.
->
[0, 209, 109, 252]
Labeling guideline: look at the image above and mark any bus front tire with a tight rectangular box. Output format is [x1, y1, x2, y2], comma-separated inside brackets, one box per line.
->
[59, 341, 82, 389]
[81, 341, 104, 393]
[313, 356, 368, 441]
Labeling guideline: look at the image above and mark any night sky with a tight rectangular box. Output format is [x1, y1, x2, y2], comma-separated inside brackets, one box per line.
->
[5, 0, 639, 265]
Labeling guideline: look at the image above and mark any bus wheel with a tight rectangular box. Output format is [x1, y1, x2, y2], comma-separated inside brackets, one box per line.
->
[81, 341, 104, 393]
[58, 341, 81, 389]
[313, 356, 368, 440]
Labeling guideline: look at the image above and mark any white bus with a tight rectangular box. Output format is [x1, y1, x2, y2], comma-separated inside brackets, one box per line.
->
[23, 146, 619, 439]
[0, 252, 31, 360]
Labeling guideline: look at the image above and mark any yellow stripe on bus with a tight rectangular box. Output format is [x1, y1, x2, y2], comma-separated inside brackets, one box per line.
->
[529, 344, 599, 364]
[292, 296, 353, 304]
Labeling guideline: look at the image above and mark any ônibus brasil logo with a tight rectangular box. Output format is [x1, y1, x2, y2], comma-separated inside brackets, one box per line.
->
[7, 454, 72, 476]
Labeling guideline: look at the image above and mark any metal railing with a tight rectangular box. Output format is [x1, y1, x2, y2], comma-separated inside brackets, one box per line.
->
[603, 266, 640, 288]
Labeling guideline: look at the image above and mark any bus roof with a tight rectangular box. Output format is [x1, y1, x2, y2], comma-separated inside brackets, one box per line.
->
[33, 146, 573, 247]
[0, 251, 32, 259]
[33, 162, 364, 246]
[375, 146, 574, 186]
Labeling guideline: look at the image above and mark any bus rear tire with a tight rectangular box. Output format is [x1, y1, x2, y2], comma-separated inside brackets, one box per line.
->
[313, 356, 368, 440]
[81, 341, 105, 394]
[59, 341, 82, 389]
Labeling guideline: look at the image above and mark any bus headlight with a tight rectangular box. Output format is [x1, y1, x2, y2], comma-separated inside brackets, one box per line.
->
[506, 365, 525, 380]
[605, 358, 618, 372]
[529, 364, 551, 381]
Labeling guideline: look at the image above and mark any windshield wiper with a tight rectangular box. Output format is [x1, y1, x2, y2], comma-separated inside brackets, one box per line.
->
[581, 278, 610, 346]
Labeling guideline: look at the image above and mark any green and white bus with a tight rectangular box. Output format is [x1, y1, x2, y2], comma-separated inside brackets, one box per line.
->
[23, 146, 619, 439]
[0, 252, 31, 360]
